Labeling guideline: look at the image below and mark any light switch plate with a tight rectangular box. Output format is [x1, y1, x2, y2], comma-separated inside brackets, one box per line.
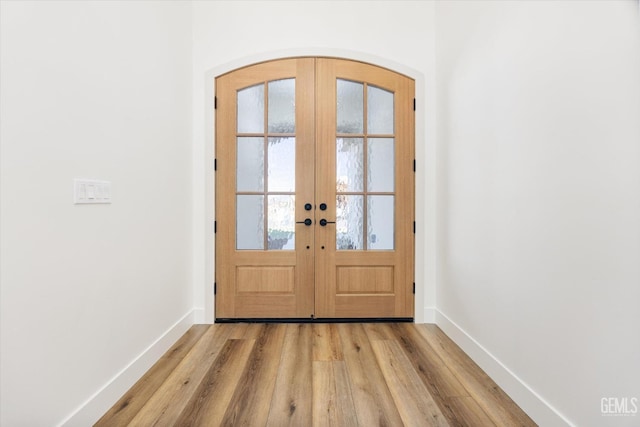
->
[74, 179, 111, 204]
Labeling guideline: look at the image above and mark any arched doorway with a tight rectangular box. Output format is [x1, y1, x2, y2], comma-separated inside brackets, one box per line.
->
[215, 57, 415, 320]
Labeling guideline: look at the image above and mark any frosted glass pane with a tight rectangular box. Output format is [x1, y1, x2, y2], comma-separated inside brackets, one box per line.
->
[367, 195, 394, 250]
[237, 84, 264, 133]
[236, 137, 264, 191]
[367, 138, 394, 192]
[336, 138, 363, 192]
[336, 195, 363, 250]
[367, 85, 394, 134]
[237, 195, 264, 250]
[268, 137, 295, 192]
[268, 195, 295, 250]
[337, 80, 363, 134]
[268, 79, 295, 133]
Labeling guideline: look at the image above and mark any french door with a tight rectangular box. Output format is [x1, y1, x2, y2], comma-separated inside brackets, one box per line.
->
[215, 58, 414, 320]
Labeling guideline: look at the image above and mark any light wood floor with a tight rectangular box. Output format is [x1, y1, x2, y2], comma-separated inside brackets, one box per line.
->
[96, 323, 536, 426]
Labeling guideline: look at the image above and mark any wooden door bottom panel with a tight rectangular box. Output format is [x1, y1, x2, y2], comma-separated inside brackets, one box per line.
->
[231, 295, 299, 318]
[335, 295, 397, 318]
[336, 266, 394, 294]
[236, 266, 296, 294]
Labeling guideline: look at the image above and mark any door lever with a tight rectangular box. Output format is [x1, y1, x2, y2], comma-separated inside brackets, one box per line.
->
[319, 219, 335, 226]
[296, 218, 313, 226]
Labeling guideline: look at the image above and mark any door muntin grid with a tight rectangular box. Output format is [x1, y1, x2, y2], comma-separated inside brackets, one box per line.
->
[336, 80, 395, 251]
[236, 79, 296, 250]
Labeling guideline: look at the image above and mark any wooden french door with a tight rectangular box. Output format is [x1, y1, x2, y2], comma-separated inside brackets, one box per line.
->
[215, 58, 414, 320]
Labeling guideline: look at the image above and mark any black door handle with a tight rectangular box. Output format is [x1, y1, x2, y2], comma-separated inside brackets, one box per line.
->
[319, 203, 327, 211]
[319, 219, 335, 226]
[304, 203, 313, 211]
[296, 218, 313, 226]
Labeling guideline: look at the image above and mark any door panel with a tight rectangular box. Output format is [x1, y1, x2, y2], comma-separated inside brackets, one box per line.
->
[216, 58, 315, 318]
[216, 58, 414, 319]
[315, 58, 414, 318]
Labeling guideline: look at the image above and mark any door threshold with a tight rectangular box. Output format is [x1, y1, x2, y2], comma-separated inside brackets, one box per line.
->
[215, 317, 413, 324]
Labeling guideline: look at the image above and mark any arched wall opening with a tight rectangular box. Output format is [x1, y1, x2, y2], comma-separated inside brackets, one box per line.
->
[195, 50, 434, 324]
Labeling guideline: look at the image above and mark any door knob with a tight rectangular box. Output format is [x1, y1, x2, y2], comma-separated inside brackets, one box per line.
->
[304, 203, 313, 211]
[319, 203, 327, 211]
[296, 218, 313, 226]
[319, 219, 335, 226]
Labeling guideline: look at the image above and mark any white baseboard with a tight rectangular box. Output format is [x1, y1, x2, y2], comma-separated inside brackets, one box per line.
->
[58, 309, 196, 427]
[435, 309, 573, 427]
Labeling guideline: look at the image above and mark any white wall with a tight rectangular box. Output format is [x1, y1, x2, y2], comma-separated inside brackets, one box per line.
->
[436, 1, 640, 425]
[0, 1, 193, 425]
[191, 0, 438, 323]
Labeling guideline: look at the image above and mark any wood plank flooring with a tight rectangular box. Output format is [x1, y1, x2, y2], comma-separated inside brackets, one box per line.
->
[96, 323, 537, 426]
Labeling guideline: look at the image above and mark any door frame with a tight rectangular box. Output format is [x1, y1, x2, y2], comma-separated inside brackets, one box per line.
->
[200, 49, 432, 324]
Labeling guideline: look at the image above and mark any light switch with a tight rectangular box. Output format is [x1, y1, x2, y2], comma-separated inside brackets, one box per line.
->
[74, 179, 111, 204]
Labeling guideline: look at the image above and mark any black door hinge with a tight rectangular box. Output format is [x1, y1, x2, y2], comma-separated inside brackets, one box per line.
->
[214, 158, 217, 171]
[214, 282, 217, 295]
[413, 221, 416, 234]
[413, 283, 416, 294]
[214, 221, 217, 233]
[413, 98, 416, 111]
[214, 96, 217, 109]
[413, 159, 416, 172]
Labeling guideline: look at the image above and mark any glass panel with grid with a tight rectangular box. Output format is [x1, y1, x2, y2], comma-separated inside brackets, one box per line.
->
[336, 80, 395, 250]
[236, 80, 296, 250]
